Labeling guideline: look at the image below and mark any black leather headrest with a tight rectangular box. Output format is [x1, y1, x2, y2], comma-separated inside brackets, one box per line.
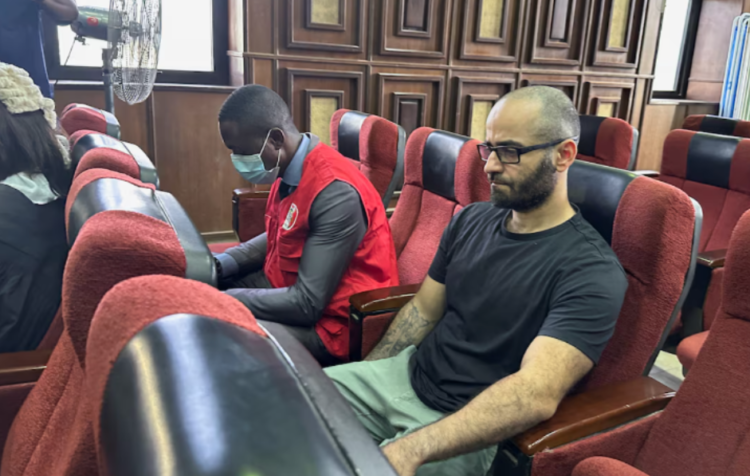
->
[423, 131, 470, 201]
[71, 133, 159, 188]
[699, 115, 741, 136]
[568, 161, 636, 244]
[100, 315, 397, 476]
[578, 115, 606, 158]
[68, 179, 216, 286]
[685, 132, 739, 189]
[337, 111, 370, 161]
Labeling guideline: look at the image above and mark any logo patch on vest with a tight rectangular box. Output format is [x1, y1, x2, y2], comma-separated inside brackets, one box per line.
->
[283, 204, 299, 230]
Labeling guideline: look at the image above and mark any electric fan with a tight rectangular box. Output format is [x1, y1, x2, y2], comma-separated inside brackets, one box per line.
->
[71, 0, 162, 114]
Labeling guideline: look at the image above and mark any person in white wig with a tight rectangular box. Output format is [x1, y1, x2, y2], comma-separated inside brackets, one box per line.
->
[0, 62, 72, 352]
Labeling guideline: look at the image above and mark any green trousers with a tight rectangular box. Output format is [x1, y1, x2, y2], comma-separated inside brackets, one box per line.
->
[324, 346, 497, 476]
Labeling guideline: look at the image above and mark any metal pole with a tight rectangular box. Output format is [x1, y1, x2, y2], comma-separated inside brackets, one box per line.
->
[102, 48, 115, 115]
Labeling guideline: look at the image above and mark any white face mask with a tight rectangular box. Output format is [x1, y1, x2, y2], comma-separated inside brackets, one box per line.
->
[230, 129, 281, 185]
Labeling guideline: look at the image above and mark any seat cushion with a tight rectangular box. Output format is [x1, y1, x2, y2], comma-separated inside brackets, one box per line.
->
[676, 330, 709, 371]
[573, 457, 650, 476]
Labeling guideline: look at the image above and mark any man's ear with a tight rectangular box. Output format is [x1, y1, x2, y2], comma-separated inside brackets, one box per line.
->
[267, 128, 286, 151]
[555, 139, 577, 172]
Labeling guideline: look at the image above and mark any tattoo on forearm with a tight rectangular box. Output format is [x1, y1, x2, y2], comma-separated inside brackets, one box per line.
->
[365, 301, 435, 361]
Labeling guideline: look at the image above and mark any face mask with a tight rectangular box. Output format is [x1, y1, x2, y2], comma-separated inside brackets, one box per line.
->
[231, 129, 281, 184]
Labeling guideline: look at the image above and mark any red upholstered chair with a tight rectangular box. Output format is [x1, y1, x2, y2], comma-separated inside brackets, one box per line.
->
[60, 104, 121, 139]
[222, 110, 407, 250]
[682, 114, 750, 138]
[0, 210, 196, 476]
[555, 209, 750, 476]
[348, 128, 490, 360]
[576, 115, 639, 170]
[88, 275, 397, 476]
[70, 132, 159, 187]
[655, 130, 750, 369]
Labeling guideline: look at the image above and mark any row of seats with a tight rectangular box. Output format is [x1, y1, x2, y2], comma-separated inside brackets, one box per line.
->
[0, 104, 743, 474]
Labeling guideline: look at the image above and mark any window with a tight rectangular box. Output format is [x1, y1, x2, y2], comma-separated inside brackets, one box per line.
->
[44, 0, 228, 85]
[652, 0, 702, 98]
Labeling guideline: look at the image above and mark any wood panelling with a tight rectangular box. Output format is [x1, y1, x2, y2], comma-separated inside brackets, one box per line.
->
[687, 0, 743, 101]
[375, 70, 446, 134]
[152, 91, 247, 234]
[452, 73, 515, 135]
[281, 63, 366, 128]
[526, 0, 589, 66]
[247, 0, 274, 54]
[307, 93, 343, 144]
[580, 78, 635, 120]
[456, 0, 523, 63]
[590, 0, 647, 68]
[378, 0, 451, 60]
[282, 0, 366, 56]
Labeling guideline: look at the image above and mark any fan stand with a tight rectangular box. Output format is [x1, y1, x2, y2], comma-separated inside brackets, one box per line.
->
[102, 47, 116, 115]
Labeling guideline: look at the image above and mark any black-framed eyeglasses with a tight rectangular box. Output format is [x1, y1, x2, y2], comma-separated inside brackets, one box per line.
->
[477, 137, 579, 164]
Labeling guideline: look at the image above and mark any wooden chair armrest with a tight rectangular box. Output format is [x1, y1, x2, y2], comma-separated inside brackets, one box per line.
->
[232, 188, 270, 201]
[0, 350, 52, 386]
[512, 377, 674, 456]
[697, 249, 727, 269]
[349, 284, 420, 315]
[632, 170, 660, 177]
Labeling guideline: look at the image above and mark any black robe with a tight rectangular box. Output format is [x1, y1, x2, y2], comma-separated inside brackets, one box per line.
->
[0, 184, 67, 352]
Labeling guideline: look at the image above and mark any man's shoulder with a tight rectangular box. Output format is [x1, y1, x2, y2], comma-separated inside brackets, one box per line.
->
[564, 214, 626, 278]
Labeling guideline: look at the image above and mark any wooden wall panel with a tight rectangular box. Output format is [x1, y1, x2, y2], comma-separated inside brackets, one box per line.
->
[525, 0, 589, 66]
[246, 0, 274, 53]
[580, 77, 635, 120]
[279, 62, 366, 131]
[454, 0, 524, 64]
[373, 69, 446, 134]
[451, 73, 516, 136]
[280, 0, 367, 57]
[376, 0, 452, 61]
[589, 0, 647, 69]
[153, 91, 247, 235]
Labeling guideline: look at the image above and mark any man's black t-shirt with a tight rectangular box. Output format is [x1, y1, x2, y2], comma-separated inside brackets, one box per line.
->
[409, 202, 628, 413]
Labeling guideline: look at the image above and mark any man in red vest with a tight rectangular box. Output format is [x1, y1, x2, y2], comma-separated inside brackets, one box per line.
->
[214, 85, 399, 365]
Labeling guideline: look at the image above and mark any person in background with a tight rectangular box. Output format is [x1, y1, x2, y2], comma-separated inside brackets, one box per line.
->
[0, 63, 73, 352]
[0, 0, 79, 98]
[214, 85, 399, 366]
[324, 86, 629, 476]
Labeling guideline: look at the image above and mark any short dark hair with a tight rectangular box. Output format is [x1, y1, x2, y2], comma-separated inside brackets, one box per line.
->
[219, 85, 297, 134]
[0, 103, 72, 197]
[503, 86, 580, 143]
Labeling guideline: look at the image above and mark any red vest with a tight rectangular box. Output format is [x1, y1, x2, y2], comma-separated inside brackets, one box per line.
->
[264, 143, 399, 360]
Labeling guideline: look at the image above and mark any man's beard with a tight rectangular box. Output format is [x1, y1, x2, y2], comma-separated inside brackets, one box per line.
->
[490, 154, 557, 212]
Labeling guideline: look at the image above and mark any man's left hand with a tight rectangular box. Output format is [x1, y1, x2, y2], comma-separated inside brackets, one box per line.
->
[383, 439, 422, 476]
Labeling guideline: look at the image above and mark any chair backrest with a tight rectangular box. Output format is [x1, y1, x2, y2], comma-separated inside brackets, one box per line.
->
[60, 103, 121, 139]
[0, 209, 198, 476]
[567, 161, 700, 390]
[388, 128, 489, 285]
[682, 114, 750, 138]
[576, 115, 639, 170]
[89, 275, 397, 476]
[634, 210, 750, 476]
[330, 110, 406, 209]
[71, 132, 159, 187]
[65, 168, 214, 286]
[660, 129, 750, 253]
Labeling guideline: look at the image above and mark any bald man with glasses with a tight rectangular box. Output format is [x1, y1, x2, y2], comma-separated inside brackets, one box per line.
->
[324, 86, 628, 476]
